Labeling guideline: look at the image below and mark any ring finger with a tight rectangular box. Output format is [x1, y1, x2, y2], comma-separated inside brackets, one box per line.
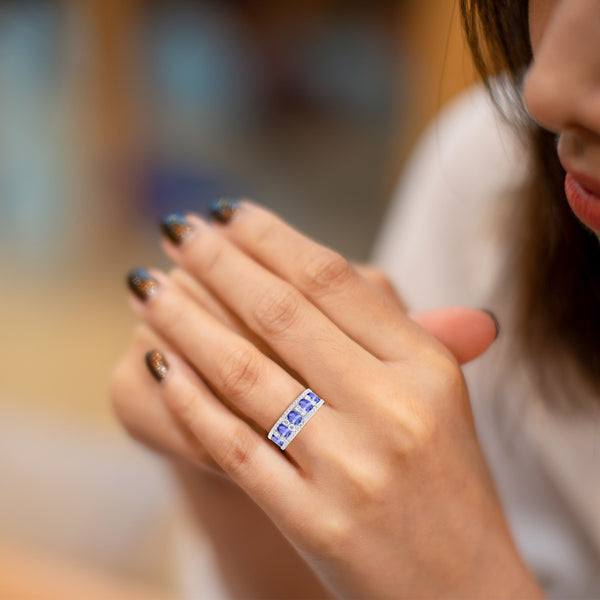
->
[127, 268, 337, 466]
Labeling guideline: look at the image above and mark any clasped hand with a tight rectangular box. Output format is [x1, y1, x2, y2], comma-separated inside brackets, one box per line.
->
[111, 201, 540, 599]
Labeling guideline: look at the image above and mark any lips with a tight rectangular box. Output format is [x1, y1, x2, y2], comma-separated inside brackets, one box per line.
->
[557, 134, 600, 233]
[564, 172, 600, 233]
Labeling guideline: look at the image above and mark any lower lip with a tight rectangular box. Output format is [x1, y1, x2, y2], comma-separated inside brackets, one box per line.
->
[564, 173, 600, 233]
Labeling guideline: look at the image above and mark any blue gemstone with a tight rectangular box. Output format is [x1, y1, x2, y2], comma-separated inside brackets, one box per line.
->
[287, 410, 302, 425]
[307, 391, 320, 403]
[299, 398, 313, 411]
[277, 424, 292, 438]
[271, 434, 285, 447]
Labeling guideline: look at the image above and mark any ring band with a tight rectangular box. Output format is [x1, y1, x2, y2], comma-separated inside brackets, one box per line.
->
[268, 388, 324, 450]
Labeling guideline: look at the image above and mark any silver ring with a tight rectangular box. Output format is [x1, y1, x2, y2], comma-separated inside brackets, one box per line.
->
[268, 388, 324, 450]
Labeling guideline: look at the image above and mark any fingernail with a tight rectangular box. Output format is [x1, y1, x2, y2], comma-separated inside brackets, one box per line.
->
[145, 350, 169, 382]
[209, 197, 241, 224]
[160, 212, 194, 245]
[481, 309, 501, 340]
[127, 268, 159, 301]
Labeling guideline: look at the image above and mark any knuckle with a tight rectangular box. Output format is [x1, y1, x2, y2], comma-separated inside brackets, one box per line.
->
[387, 356, 464, 456]
[369, 269, 394, 294]
[217, 345, 263, 399]
[310, 513, 353, 556]
[217, 426, 256, 475]
[397, 410, 439, 457]
[424, 350, 465, 399]
[370, 382, 431, 457]
[343, 461, 390, 504]
[253, 285, 303, 336]
[356, 264, 405, 306]
[301, 250, 353, 295]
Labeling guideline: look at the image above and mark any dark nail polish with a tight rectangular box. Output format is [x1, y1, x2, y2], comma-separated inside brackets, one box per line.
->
[209, 197, 240, 224]
[145, 350, 169, 382]
[127, 268, 159, 301]
[161, 212, 194, 245]
[481, 309, 501, 340]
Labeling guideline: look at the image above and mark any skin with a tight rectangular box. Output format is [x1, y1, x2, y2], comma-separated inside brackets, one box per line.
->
[113, 259, 500, 599]
[111, 1, 600, 597]
[525, 0, 600, 239]
[113, 205, 536, 599]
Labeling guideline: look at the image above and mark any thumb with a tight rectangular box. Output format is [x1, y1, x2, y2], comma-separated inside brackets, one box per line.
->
[410, 306, 500, 365]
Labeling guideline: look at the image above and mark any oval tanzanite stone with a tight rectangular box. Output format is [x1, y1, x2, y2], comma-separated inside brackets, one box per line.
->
[306, 391, 320, 403]
[298, 398, 313, 411]
[277, 424, 292, 438]
[271, 434, 285, 447]
[287, 410, 302, 425]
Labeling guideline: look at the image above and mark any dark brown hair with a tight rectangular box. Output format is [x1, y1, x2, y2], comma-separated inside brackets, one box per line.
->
[460, 0, 600, 409]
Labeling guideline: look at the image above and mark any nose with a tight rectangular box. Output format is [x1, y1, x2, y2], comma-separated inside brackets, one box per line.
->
[522, 0, 600, 135]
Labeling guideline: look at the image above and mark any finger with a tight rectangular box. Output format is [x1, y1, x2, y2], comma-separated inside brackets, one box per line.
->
[173, 265, 494, 370]
[353, 263, 407, 311]
[157, 218, 384, 399]
[160, 208, 424, 363]
[127, 269, 338, 463]
[171, 267, 308, 385]
[351, 267, 498, 364]
[143, 348, 312, 520]
[410, 307, 500, 365]
[170, 268, 244, 333]
[111, 323, 220, 472]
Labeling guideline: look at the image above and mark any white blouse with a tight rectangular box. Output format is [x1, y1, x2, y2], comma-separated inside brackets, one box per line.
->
[372, 85, 600, 599]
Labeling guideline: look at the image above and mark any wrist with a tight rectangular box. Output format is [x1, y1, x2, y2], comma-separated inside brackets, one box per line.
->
[467, 518, 544, 600]
[171, 461, 334, 600]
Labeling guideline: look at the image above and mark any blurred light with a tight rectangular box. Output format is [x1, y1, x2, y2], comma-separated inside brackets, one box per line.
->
[289, 18, 398, 121]
[0, 2, 67, 267]
[145, 3, 261, 135]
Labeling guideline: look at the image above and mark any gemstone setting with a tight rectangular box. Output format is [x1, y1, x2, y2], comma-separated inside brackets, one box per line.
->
[277, 424, 292, 438]
[298, 398, 313, 411]
[271, 434, 285, 447]
[267, 388, 324, 451]
[287, 410, 302, 425]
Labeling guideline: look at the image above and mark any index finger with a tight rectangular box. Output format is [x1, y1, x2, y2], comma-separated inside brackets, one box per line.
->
[159, 216, 384, 405]
[204, 201, 426, 362]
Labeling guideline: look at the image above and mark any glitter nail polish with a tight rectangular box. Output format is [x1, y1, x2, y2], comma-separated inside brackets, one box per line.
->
[145, 350, 169, 382]
[209, 197, 241, 224]
[127, 268, 159, 301]
[161, 212, 194, 245]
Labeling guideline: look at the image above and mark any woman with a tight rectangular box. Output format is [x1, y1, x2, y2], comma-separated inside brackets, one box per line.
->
[112, 1, 600, 598]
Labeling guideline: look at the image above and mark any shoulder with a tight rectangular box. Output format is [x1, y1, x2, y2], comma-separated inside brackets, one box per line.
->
[371, 84, 530, 309]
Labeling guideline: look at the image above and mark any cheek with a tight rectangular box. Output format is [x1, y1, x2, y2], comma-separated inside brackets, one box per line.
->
[528, 0, 558, 51]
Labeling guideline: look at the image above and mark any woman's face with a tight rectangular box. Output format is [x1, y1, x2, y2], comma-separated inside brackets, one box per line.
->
[524, 0, 600, 237]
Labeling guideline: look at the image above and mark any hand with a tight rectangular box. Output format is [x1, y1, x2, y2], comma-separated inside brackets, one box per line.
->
[114, 201, 541, 599]
[112, 266, 498, 473]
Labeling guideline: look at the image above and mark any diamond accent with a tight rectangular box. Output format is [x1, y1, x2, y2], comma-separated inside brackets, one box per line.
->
[267, 388, 324, 451]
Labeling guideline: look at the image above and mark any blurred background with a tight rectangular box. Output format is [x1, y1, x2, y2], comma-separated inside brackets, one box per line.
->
[0, 0, 475, 597]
